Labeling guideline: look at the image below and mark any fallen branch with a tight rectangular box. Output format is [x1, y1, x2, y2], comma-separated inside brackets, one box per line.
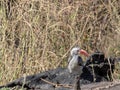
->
[40, 78, 73, 88]
[91, 80, 120, 90]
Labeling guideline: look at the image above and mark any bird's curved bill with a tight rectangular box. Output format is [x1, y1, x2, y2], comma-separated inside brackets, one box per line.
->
[80, 49, 89, 57]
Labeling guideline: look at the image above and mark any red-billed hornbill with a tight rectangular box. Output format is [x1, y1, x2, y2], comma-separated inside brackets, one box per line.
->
[68, 47, 89, 90]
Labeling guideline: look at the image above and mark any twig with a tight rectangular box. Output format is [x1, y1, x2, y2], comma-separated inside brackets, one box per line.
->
[40, 78, 73, 88]
[85, 63, 115, 68]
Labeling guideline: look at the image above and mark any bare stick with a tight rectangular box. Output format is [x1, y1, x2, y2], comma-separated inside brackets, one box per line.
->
[40, 78, 73, 88]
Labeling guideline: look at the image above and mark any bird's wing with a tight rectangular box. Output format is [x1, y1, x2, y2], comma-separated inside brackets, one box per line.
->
[77, 56, 83, 66]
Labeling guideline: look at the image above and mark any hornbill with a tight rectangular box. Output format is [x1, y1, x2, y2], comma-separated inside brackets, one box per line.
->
[68, 47, 89, 90]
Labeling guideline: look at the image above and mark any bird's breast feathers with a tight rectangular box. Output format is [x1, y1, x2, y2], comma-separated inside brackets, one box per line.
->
[68, 56, 83, 73]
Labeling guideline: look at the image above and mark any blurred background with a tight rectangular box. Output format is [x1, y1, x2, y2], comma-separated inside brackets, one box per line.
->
[0, 0, 120, 85]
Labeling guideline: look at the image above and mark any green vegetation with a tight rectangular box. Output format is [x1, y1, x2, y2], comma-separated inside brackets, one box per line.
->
[0, 0, 120, 85]
[0, 88, 10, 90]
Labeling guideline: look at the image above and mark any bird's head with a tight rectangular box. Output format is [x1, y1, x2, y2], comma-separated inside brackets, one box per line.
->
[70, 47, 89, 57]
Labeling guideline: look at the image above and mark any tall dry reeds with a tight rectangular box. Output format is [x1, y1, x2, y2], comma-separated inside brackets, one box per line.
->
[0, 0, 120, 85]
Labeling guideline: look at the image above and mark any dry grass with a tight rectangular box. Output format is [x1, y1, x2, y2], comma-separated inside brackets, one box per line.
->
[0, 0, 120, 85]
